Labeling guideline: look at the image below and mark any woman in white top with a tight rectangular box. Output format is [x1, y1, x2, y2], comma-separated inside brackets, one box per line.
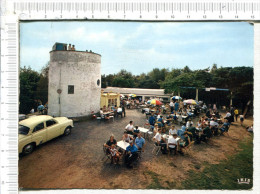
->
[122, 131, 133, 143]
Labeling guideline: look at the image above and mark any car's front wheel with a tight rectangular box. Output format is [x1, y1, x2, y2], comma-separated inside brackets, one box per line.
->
[22, 143, 35, 155]
[64, 127, 71, 136]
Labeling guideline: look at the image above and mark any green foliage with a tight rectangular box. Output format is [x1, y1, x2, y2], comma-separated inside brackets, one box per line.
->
[180, 136, 253, 190]
[19, 66, 40, 114]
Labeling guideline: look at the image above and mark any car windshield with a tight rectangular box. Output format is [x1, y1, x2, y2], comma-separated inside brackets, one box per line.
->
[19, 125, 30, 135]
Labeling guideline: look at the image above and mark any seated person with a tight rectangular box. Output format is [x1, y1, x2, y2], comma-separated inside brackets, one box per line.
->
[220, 119, 230, 135]
[177, 125, 186, 140]
[122, 131, 133, 143]
[202, 124, 212, 139]
[148, 114, 156, 129]
[125, 121, 134, 134]
[169, 126, 177, 136]
[178, 115, 183, 124]
[104, 134, 117, 154]
[186, 120, 193, 128]
[153, 124, 159, 134]
[168, 134, 178, 155]
[135, 133, 145, 151]
[125, 140, 138, 168]
[117, 106, 123, 118]
[109, 144, 121, 164]
[187, 124, 196, 137]
[179, 131, 191, 155]
[99, 108, 104, 117]
[153, 129, 167, 154]
[194, 129, 201, 144]
[157, 115, 164, 127]
[173, 114, 178, 122]
[133, 126, 140, 138]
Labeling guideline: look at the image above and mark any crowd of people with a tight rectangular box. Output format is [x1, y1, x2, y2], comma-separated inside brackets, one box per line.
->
[103, 98, 253, 169]
[104, 121, 146, 168]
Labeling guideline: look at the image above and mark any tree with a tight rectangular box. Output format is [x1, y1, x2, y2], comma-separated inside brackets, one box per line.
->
[19, 66, 40, 114]
[35, 63, 49, 105]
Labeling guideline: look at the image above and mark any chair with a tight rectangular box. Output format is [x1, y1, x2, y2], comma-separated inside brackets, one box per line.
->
[147, 131, 153, 141]
[152, 141, 161, 155]
[102, 145, 112, 162]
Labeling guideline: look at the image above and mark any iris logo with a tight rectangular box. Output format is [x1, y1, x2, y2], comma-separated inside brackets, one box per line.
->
[237, 178, 250, 184]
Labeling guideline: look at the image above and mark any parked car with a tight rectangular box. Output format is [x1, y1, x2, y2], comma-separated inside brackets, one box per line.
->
[19, 115, 73, 155]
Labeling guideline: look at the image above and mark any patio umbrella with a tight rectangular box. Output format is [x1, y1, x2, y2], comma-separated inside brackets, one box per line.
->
[183, 99, 199, 105]
[129, 94, 136, 97]
[172, 96, 182, 100]
[147, 99, 163, 106]
[120, 94, 125, 98]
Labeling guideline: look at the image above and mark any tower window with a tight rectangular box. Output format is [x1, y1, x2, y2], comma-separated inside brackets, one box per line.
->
[68, 85, 74, 94]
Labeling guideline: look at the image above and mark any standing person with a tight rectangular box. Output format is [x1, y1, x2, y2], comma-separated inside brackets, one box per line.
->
[125, 140, 138, 168]
[174, 101, 179, 113]
[122, 100, 126, 117]
[125, 121, 134, 134]
[240, 114, 244, 126]
[170, 101, 174, 113]
[234, 107, 239, 122]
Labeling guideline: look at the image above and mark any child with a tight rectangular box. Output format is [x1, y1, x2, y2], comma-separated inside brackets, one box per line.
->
[109, 144, 121, 164]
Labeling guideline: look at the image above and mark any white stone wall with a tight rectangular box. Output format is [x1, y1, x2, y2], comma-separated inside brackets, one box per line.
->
[48, 51, 101, 117]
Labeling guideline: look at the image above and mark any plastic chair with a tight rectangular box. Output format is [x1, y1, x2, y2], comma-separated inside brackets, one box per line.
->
[102, 145, 112, 162]
[152, 142, 161, 155]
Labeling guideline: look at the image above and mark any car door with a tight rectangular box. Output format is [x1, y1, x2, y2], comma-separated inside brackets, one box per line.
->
[31, 122, 47, 145]
[46, 119, 60, 140]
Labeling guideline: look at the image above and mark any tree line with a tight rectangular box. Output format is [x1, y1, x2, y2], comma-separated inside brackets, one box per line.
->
[102, 65, 253, 111]
[19, 64, 253, 114]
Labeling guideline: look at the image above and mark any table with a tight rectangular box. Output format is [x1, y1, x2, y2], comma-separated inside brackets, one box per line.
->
[117, 140, 130, 151]
[138, 127, 150, 139]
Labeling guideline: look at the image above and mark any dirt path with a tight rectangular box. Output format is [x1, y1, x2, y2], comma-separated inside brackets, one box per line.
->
[19, 109, 253, 189]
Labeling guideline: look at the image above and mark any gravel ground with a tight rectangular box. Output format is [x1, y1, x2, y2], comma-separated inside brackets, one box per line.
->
[18, 108, 253, 189]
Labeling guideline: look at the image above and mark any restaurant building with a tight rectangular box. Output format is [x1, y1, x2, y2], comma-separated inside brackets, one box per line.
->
[103, 87, 172, 102]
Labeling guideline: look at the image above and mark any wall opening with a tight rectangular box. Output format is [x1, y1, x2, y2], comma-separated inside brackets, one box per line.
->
[68, 85, 74, 94]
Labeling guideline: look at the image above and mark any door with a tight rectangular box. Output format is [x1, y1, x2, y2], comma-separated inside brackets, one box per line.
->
[31, 122, 47, 145]
[46, 119, 60, 140]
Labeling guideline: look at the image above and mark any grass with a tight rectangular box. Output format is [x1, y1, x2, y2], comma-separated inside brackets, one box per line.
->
[144, 134, 253, 190]
[180, 134, 253, 190]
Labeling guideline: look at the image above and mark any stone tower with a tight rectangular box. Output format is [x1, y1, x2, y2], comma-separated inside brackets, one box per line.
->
[48, 43, 101, 117]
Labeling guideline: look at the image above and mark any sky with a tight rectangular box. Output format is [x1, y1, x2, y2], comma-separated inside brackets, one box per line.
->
[20, 22, 254, 75]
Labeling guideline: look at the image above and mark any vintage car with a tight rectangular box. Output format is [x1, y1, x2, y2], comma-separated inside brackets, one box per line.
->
[19, 115, 73, 155]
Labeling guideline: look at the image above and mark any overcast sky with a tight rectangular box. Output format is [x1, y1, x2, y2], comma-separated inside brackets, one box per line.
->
[20, 21, 253, 75]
